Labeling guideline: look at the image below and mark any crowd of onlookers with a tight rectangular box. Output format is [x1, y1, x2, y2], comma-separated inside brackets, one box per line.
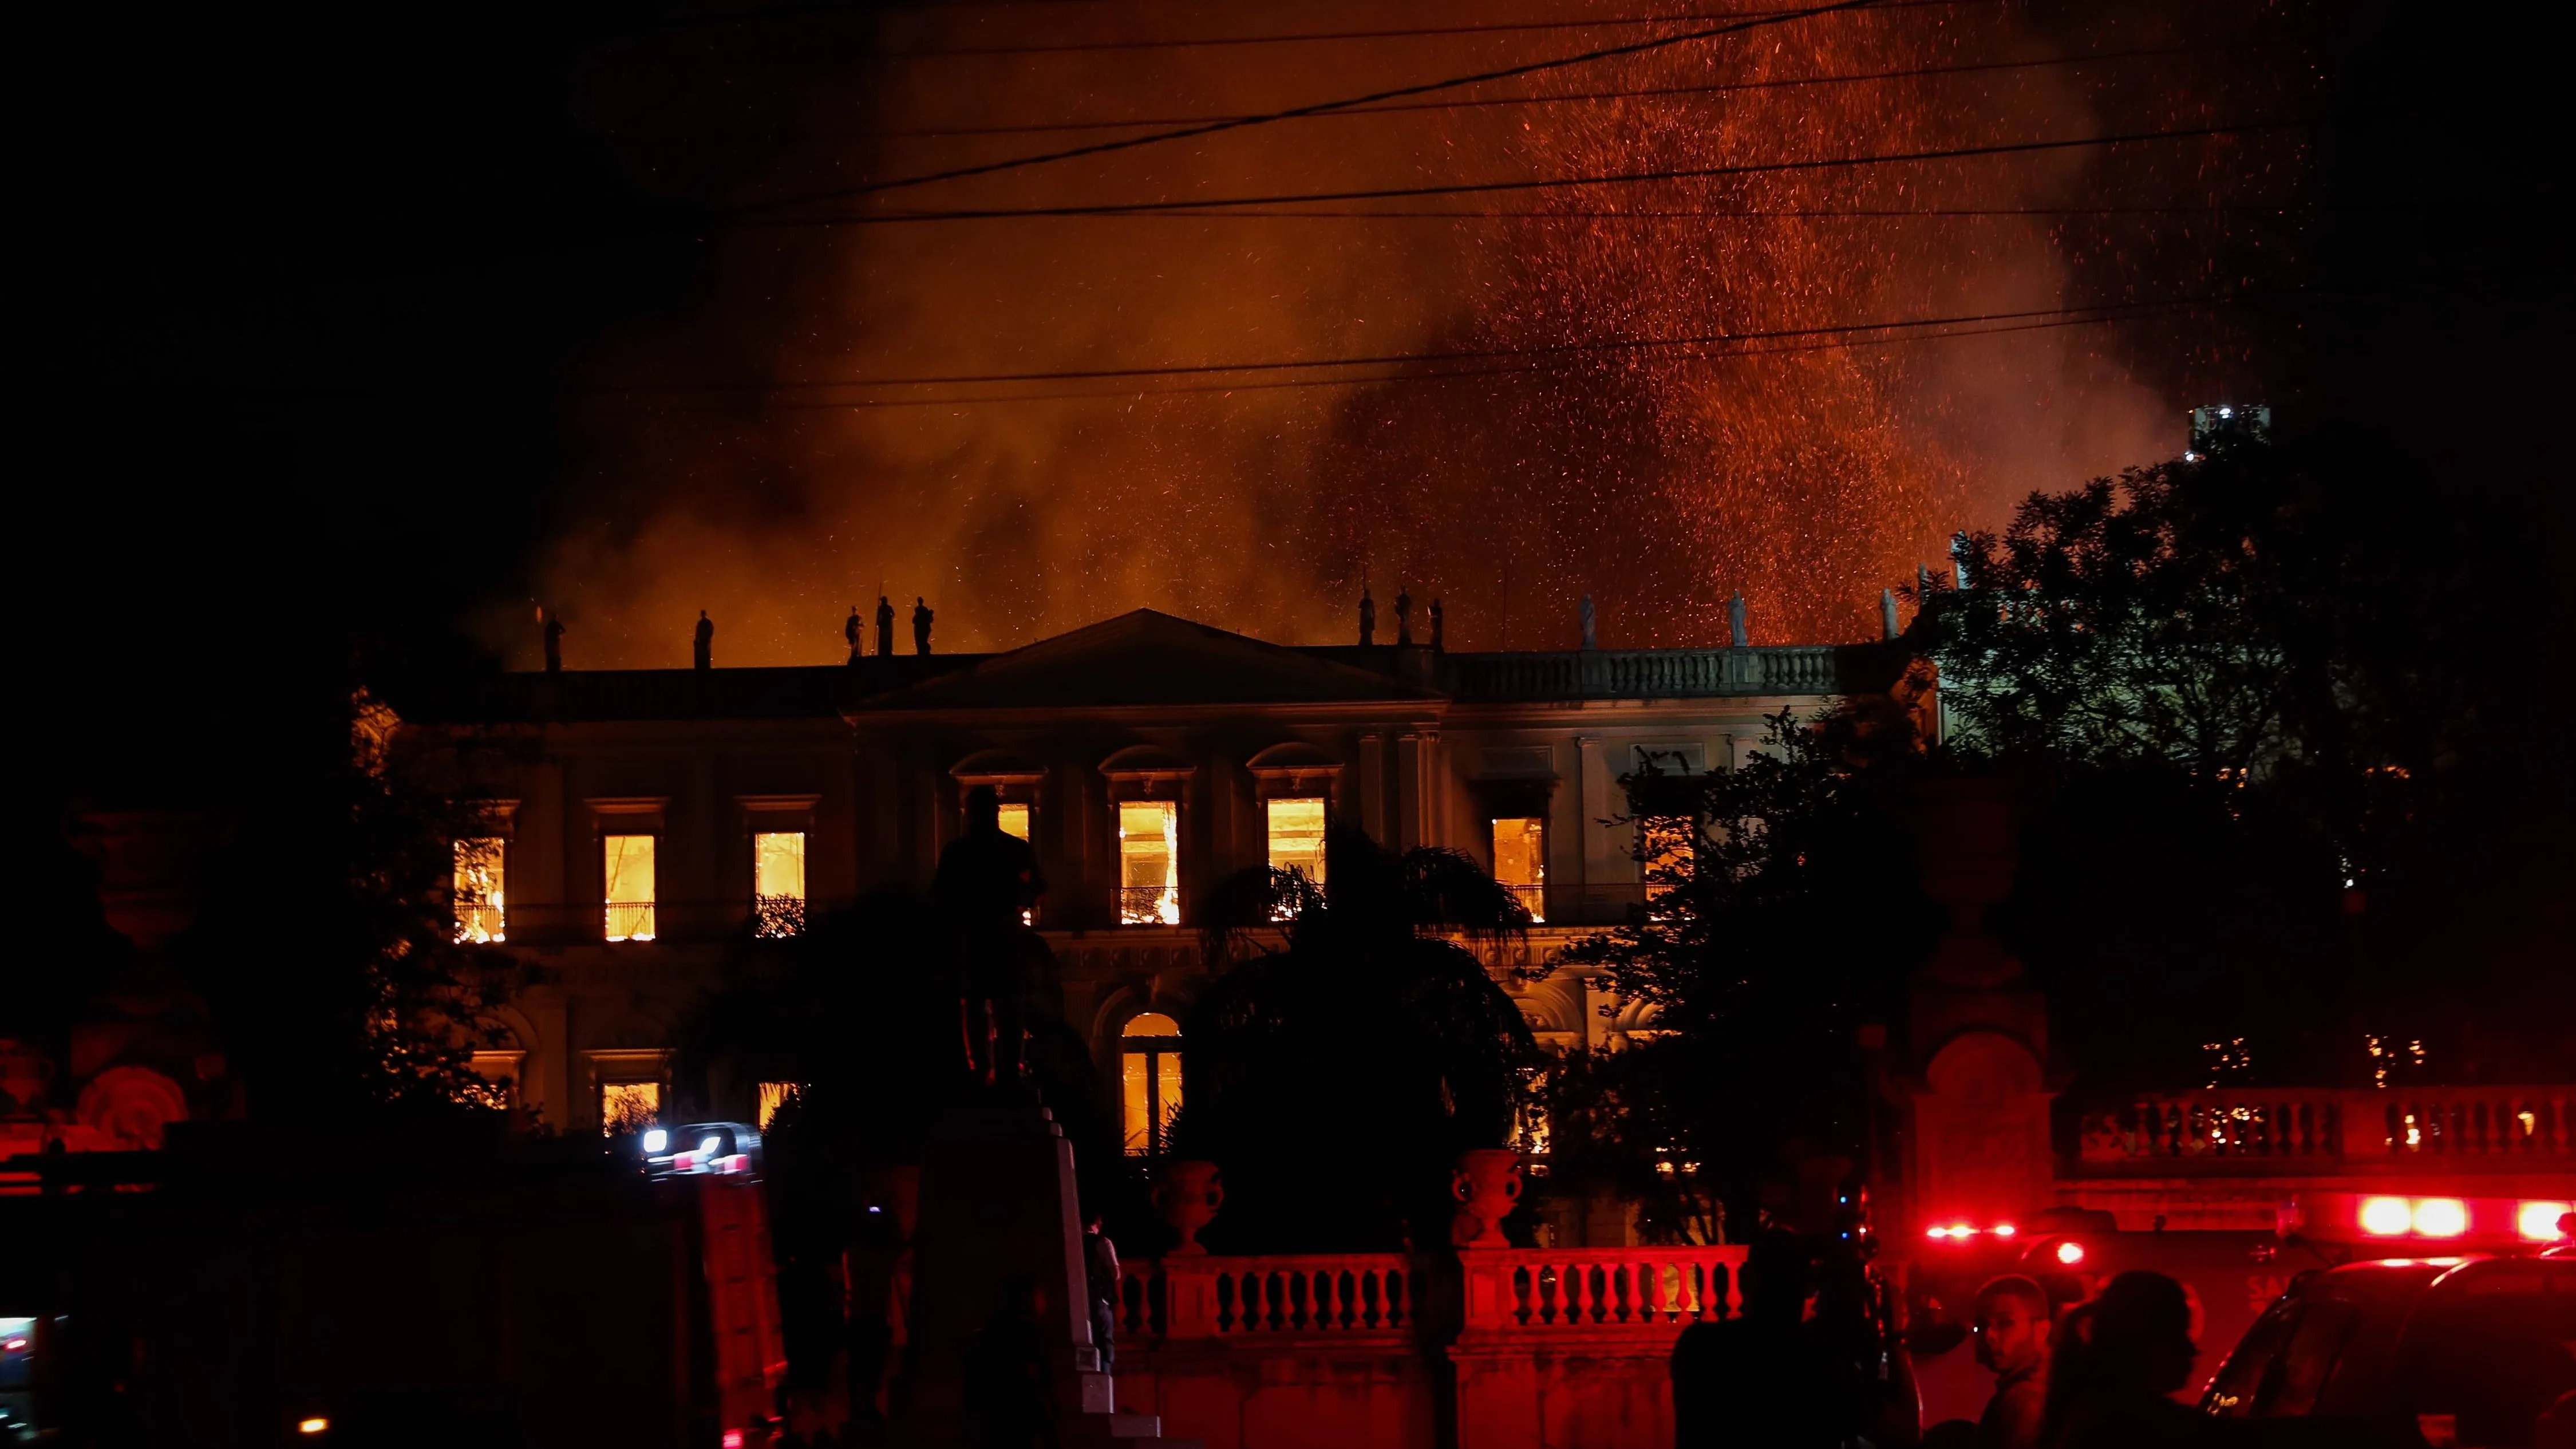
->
[1674, 1230, 2222, 1449]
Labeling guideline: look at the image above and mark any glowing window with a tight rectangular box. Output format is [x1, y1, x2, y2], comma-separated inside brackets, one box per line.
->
[1491, 817, 1546, 922]
[602, 1080, 661, 1132]
[1266, 797, 1327, 884]
[996, 803, 1032, 840]
[1641, 818, 1694, 911]
[757, 1080, 805, 1130]
[604, 834, 658, 941]
[1118, 801, 1180, 925]
[453, 837, 507, 943]
[1121, 1012, 1183, 1155]
[753, 831, 807, 938]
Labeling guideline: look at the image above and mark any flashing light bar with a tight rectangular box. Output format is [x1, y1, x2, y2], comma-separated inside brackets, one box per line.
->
[2519, 1201, 2574, 1242]
[1925, 1222, 2017, 1241]
[2296, 1192, 2575, 1247]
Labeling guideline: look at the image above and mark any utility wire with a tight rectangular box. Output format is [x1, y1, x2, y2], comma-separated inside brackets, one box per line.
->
[581, 302, 2221, 412]
[749, 120, 2290, 225]
[227, 296, 2218, 409]
[864, 204, 2309, 219]
[870, 0, 1964, 56]
[734, 0, 1907, 210]
[863, 43, 2229, 139]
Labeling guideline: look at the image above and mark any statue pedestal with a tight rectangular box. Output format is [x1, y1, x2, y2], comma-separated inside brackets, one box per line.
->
[896, 1102, 1192, 1447]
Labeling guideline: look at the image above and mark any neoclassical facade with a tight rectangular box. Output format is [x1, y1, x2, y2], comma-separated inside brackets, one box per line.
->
[404, 610, 1890, 1142]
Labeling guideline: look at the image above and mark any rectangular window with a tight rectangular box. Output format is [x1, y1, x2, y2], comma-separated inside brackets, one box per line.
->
[454, 837, 507, 943]
[1118, 800, 1180, 925]
[1641, 818, 1693, 914]
[756, 1081, 804, 1131]
[1265, 797, 1327, 883]
[1121, 1019, 1183, 1156]
[602, 1080, 661, 1133]
[995, 803, 1031, 841]
[752, 830, 807, 938]
[1491, 817, 1546, 922]
[604, 834, 658, 941]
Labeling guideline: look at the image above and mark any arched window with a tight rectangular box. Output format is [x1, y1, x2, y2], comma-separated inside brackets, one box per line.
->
[1121, 1012, 1183, 1156]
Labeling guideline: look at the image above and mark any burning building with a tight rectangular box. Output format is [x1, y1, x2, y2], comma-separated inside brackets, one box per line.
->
[401, 606, 1895, 1150]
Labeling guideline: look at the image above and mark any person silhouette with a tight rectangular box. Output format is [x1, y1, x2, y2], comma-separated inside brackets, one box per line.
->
[911, 597, 934, 655]
[2041, 1272, 2208, 1448]
[1672, 1230, 1837, 1448]
[693, 610, 714, 670]
[876, 595, 896, 657]
[935, 785, 1047, 1085]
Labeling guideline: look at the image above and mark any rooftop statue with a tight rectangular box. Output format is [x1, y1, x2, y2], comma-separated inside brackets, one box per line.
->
[913, 597, 935, 655]
[1394, 586, 1414, 646]
[694, 610, 714, 670]
[877, 595, 896, 657]
[1358, 587, 1376, 646]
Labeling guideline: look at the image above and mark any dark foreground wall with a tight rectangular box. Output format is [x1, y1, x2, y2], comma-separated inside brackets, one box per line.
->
[0, 1126, 726, 1448]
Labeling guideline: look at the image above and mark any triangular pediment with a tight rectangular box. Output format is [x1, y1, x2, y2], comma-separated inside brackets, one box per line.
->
[849, 610, 1443, 712]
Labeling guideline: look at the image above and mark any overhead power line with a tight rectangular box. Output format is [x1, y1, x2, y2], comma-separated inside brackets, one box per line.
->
[734, 0, 1908, 210]
[748, 120, 2291, 225]
[583, 300, 2223, 412]
[868, 44, 2228, 139]
[870, 0, 1963, 56]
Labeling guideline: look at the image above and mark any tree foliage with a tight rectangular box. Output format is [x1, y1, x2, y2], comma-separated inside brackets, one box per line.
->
[1540, 707, 1941, 1238]
[1921, 423, 2573, 1087]
[1178, 827, 1540, 1253]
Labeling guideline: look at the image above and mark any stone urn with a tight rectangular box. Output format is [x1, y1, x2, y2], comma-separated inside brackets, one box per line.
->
[0, 1040, 53, 1118]
[77, 1066, 191, 1151]
[1451, 1148, 1523, 1250]
[1153, 1160, 1224, 1255]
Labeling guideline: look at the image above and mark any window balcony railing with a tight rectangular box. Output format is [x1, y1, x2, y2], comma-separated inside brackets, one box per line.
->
[1118, 885, 1183, 926]
[453, 903, 507, 944]
[752, 894, 807, 939]
[1499, 883, 1546, 923]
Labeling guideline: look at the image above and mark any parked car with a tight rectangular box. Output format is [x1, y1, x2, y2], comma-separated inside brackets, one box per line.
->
[2200, 1254, 2576, 1447]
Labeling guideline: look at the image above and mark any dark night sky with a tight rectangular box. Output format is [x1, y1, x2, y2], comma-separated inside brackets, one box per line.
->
[26, 0, 2570, 798]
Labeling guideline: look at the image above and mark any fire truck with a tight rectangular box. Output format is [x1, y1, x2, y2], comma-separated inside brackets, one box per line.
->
[0, 1120, 787, 1447]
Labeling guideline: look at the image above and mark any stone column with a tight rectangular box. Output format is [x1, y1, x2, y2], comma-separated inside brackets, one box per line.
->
[1395, 732, 1425, 850]
[1357, 731, 1386, 845]
[1568, 736, 1599, 897]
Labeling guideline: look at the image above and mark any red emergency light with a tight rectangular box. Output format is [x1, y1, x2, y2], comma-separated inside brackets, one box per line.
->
[2287, 1192, 2575, 1250]
[1924, 1221, 2017, 1242]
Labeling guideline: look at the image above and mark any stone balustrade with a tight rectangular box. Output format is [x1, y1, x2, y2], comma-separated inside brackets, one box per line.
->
[1116, 1244, 1744, 1346]
[1445, 645, 1857, 703]
[2080, 1087, 2576, 1167]
[1459, 1246, 1745, 1334]
[1109, 1244, 1746, 1449]
[1120, 1254, 1417, 1340]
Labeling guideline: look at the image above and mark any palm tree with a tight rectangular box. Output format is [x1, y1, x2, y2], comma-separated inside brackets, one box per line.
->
[1176, 826, 1539, 1253]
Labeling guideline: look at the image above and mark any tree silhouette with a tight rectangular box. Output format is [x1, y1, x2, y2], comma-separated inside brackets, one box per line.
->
[1179, 827, 1539, 1253]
